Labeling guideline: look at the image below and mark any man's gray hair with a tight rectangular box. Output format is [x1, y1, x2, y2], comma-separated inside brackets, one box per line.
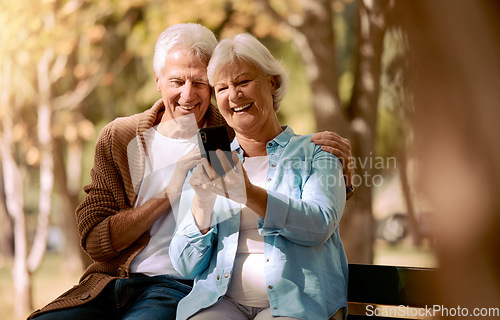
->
[153, 23, 218, 76]
[207, 33, 289, 112]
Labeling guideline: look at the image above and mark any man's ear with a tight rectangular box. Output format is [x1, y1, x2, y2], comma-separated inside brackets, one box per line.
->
[155, 74, 161, 92]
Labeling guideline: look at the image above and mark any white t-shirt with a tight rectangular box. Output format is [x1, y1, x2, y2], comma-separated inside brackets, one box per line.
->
[225, 155, 270, 307]
[130, 128, 197, 277]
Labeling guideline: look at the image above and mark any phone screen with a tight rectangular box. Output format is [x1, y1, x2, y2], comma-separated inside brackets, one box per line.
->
[197, 126, 234, 176]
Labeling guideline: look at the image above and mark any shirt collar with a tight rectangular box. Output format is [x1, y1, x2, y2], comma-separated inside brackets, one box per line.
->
[273, 125, 294, 147]
[230, 125, 294, 153]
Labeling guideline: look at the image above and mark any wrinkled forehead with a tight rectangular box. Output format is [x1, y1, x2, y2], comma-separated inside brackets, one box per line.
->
[212, 59, 263, 82]
[163, 49, 209, 80]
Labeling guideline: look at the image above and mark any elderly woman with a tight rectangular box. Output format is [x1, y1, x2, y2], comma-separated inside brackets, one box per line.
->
[169, 33, 347, 320]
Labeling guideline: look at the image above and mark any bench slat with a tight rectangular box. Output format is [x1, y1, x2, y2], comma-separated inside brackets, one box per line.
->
[348, 264, 437, 307]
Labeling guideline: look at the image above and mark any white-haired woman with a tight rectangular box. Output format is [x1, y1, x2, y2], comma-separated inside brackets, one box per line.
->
[170, 33, 347, 320]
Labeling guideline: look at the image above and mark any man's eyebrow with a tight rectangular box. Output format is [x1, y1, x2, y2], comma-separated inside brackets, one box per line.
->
[193, 77, 209, 82]
[167, 76, 208, 82]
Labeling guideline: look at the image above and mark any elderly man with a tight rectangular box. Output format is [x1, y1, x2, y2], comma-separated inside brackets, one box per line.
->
[28, 23, 353, 320]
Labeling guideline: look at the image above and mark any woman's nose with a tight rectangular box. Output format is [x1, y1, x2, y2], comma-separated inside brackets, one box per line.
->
[229, 87, 240, 102]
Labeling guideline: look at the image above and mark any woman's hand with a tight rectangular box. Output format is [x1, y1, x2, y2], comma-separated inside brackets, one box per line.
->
[197, 150, 249, 205]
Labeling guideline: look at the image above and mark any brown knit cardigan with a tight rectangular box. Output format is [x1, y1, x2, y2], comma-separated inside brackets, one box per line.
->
[28, 99, 233, 319]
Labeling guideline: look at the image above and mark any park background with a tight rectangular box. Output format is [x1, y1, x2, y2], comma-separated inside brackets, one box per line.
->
[1, 0, 499, 319]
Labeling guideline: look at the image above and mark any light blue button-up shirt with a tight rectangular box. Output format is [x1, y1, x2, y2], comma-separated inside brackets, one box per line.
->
[170, 126, 348, 320]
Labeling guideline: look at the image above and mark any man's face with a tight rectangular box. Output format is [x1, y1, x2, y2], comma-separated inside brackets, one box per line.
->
[156, 49, 211, 128]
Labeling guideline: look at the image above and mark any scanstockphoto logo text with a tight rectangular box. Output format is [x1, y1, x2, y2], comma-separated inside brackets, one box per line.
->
[366, 304, 500, 318]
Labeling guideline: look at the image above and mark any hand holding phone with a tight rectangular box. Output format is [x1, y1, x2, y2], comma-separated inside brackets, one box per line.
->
[197, 126, 234, 177]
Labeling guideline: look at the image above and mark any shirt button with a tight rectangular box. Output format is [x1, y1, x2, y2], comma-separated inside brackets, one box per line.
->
[268, 142, 273, 147]
[224, 273, 229, 278]
[217, 275, 220, 280]
[268, 285, 273, 290]
[266, 258, 270, 262]
[79, 293, 90, 300]
[273, 307, 278, 310]
[271, 164, 276, 167]
[267, 178, 271, 182]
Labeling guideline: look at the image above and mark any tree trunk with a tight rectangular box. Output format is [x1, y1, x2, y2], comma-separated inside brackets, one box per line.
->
[292, 0, 348, 134]
[27, 48, 55, 274]
[1, 116, 32, 319]
[53, 137, 89, 273]
[0, 151, 15, 264]
[341, 0, 393, 263]
[398, 149, 422, 245]
[1, 53, 32, 319]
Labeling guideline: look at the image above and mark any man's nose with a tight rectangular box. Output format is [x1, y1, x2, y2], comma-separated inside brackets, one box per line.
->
[180, 83, 195, 102]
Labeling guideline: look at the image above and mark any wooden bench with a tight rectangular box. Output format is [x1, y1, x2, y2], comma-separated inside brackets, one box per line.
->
[347, 264, 437, 320]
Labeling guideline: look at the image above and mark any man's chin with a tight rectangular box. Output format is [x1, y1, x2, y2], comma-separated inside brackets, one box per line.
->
[173, 113, 198, 126]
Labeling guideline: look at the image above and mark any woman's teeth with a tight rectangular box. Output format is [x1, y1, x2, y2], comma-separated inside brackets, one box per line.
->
[179, 104, 196, 110]
[233, 103, 252, 112]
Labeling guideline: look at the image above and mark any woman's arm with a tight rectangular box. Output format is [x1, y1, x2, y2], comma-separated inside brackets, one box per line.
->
[169, 163, 219, 277]
[258, 148, 346, 246]
[311, 131, 354, 199]
[169, 210, 217, 278]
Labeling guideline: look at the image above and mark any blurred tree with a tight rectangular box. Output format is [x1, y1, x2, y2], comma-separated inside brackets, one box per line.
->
[253, 0, 394, 263]
[0, 0, 151, 317]
[0, 162, 14, 263]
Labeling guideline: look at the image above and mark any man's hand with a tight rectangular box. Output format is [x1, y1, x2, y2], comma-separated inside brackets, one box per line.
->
[164, 147, 202, 202]
[190, 164, 217, 234]
[311, 131, 354, 198]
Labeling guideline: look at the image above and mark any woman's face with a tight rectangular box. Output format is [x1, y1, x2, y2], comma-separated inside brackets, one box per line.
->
[212, 59, 277, 135]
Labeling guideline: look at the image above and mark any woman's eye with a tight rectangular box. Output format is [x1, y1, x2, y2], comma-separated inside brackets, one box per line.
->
[216, 87, 228, 93]
[238, 80, 250, 86]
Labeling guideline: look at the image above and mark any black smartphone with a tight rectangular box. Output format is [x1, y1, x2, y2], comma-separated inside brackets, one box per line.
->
[197, 126, 234, 177]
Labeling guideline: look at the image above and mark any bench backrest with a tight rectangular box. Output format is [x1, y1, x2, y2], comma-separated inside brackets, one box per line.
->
[347, 264, 437, 320]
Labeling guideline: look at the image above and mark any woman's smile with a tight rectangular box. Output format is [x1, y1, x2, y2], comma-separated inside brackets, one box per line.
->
[232, 102, 253, 113]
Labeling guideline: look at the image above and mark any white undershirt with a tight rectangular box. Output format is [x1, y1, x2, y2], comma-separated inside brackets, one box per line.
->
[130, 128, 197, 277]
[225, 156, 269, 307]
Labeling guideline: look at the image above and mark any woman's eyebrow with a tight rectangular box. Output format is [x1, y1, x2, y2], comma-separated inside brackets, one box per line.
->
[234, 73, 250, 81]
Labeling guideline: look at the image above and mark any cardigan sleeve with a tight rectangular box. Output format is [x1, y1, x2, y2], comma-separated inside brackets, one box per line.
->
[76, 121, 126, 261]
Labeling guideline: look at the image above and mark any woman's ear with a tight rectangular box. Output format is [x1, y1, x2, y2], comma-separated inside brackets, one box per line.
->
[270, 75, 278, 93]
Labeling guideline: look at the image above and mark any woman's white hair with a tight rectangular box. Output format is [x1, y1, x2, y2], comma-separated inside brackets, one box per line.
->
[153, 23, 218, 76]
[207, 33, 289, 112]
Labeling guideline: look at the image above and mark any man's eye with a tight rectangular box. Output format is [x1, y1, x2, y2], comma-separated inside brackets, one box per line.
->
[170, 80, 184, 86]
[194, 82, 208, 88]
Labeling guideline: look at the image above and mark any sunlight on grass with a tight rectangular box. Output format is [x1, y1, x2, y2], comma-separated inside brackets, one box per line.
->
[374, 240, 437, 268]
[0, 254, 81, 320]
